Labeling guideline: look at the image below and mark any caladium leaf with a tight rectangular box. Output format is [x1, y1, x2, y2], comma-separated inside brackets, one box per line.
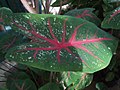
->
[101, 6, 120, 29]
[64, 8, 101, 26]
[4, 13, 118, 73]
[60, 72, 93, 90]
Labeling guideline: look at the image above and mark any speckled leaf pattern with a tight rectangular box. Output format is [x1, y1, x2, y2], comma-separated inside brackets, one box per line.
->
[3, 13, 118, 73]
[60, 72, 93, 90]
[101, 6, 120, 29]
[64, 8, 101, 26]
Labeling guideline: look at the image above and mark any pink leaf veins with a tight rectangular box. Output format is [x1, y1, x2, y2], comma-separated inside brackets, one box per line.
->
[12, 18, 112, 67]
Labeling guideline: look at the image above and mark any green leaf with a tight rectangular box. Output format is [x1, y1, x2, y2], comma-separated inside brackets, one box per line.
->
[39, 83, 60, 90]
[60, 72, 93, 90]
[6, 71, 37, 90]
[101, 6, 120, 29]
[5, 14, 118, 73]
[64, 8, 101, 26]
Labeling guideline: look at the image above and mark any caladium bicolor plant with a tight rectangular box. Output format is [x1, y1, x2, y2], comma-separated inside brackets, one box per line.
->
[0, 8, 118, 73]
[102, 6, 120, 29]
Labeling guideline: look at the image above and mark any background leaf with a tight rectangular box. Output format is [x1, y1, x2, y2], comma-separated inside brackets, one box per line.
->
[64, 8, 101, 26]
[101, 6, 120, 29]
[6, 71, 37, 90]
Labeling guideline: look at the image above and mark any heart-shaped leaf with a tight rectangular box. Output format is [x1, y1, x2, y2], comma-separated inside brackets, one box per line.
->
[64, 8, 101, 26]
[3, 13, 118, 73]
[60, 72, 93, 90]
[101, 6, 120, 29]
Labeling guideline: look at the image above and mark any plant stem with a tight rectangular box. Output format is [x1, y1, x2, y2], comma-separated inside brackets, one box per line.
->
[58, 0, 63, 14]
[45, 0, 50, 14]
[50, 72, 53, 82]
